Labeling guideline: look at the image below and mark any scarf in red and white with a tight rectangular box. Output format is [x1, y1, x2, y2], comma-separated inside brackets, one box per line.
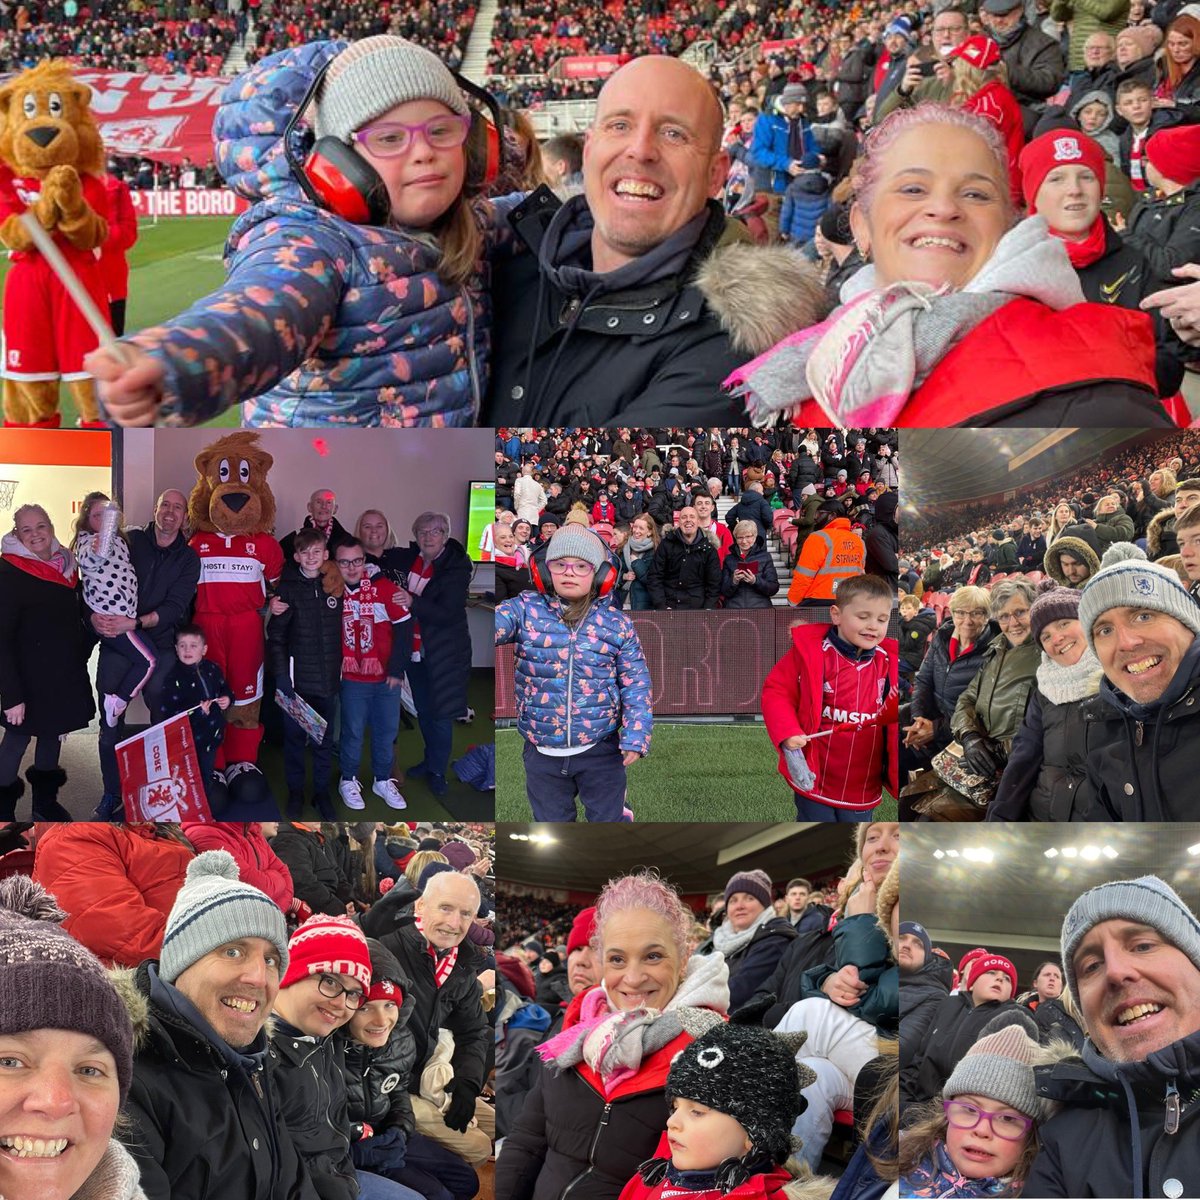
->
[414, 913, 458, 987]
[406, 556, 435, 658]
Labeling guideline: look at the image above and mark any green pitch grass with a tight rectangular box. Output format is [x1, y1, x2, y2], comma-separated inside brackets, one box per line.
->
[0, 216, 237, 427]
[496, 724, 899, 823]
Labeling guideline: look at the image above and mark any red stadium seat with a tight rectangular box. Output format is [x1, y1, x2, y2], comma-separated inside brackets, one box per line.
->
[1026, 570, 1044, 585]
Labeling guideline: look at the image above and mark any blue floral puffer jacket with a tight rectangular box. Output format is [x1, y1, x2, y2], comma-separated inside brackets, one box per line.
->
[495, 590, 653, 755]
[131, 40, 518, 428]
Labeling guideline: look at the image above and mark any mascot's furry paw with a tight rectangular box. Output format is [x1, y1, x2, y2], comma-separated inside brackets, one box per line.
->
[320, 559, 345, 598]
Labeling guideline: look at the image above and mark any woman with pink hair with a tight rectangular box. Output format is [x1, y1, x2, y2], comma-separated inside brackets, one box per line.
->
[718, 104, 1171, 429]
[496, 870, 729, 1200]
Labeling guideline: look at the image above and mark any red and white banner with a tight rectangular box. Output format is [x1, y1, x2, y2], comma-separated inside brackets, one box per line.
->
[759, 38, 808, 56]
[116, 712, 213, 821]
[548, 54, 629, 80]
[77, 70, 226, 165]
[129, 188, 250, 218]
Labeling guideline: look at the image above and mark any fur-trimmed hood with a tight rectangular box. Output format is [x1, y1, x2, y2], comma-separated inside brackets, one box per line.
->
[1147, 507, 1175, 559]
[696, 242, 831, 358]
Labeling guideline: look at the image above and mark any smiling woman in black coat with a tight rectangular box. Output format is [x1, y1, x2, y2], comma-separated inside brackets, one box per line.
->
[388, 511, 474, 798]
[0, 503, 94, 819]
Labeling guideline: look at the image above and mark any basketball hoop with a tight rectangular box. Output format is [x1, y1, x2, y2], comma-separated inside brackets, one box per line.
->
[0, 481, 17, 513]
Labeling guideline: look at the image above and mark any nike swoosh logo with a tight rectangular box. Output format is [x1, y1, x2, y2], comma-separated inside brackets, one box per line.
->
[1100, 269, 1134, 301]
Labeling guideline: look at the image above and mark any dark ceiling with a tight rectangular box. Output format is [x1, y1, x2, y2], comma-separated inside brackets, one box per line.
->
[497, 822, 873, 894]
[902, 825, 1200, 983]
[900, 429, 1163, 506]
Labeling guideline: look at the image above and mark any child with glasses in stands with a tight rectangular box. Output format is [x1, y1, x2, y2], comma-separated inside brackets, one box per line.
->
[899, 1025, 1051, 1198]
[495, 525, 652, 822]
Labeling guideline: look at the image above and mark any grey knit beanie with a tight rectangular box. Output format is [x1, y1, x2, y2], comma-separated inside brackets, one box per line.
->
[545, 524, 608, 572]
[944, 1025, 1043, 1121]
[1061, 875, 1200, 1002]
[0, 876, 134, 1103]
[1078, 543, 1200, 653]
[724, 868, 773, 909]
[313, 35, 469, 144]
[159, 851, 290, 984]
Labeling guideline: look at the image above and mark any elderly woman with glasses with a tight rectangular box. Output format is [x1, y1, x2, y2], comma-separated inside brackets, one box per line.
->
[935, 578, 1041, 815]
[388, 511, 474, 797]
[902, 585, 997, 779]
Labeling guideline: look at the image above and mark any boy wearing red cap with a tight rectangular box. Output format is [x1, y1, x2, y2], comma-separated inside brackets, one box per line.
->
[1125, 124, 1200, 292]
[269, 915, 412, 1200]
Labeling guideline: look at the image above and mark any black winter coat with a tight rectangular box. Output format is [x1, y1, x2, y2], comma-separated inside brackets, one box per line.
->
[1081, 639, 1200, 820]
[708, 916, 797, 1013]
[497, 1031, 689, 1200]
[267, 563, 344, 699]
[121, 962, 320, 1200]
[495, 559, 533, 600]
[719, 535, 779, 608]
[749, 926, 838, 1028]
[127, 523, 201, 652]
[1016, 532, 1047, 572]
[361, 896, 491, 1096]
[725, 490, 774, 537]
[487, 189, 746, 427]
[902, 992, 1023, 1105]
[899, 955, 952, 1082]
[390, 538, 473, 719]
[535, 964, 573, 1008]
[1026, 1029, 1200, 1198]
[1026, 995, 1086, 1050]
[342, 1024, 418, 1139]
[646, 528, 720, 609]
[1001, 21, 1067, 110]
[987, 679, 1102, 821]
[899, 610, 937, 676]
[910, 620, 999, 750]
[269, 823, 349, 915]
[1125, 182, 1200, 292]
[614, 492, 644, 523]
[268, 1019, 358, 1200]
[1075, 223, 1188, 396]
[0, 558, 94, 737]
[280, 517, 352, 561]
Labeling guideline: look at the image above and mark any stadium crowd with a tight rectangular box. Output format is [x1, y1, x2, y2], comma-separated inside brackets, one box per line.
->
[0, 486, 476, 822]
[899, 869, 1200, 1198]
[496, 822, 900, 1198]
[0, 819, 495, 1200]
[489, 427, 900, 610]
[899, 432, 1200, 821]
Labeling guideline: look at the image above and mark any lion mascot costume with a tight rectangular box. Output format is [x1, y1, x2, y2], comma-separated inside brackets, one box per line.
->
[188, 432, 284, 786]
[0, 60, 110, 428]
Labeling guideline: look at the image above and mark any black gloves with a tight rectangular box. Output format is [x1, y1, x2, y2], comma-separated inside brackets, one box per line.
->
[443, 1080, 478, 1133]
[961, 731, 1006, 778]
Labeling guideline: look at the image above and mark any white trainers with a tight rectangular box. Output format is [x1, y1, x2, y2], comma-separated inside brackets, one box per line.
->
[103, 693, 128, 728]
[338, 778, 366, 810]
[372, 778, 408, 810]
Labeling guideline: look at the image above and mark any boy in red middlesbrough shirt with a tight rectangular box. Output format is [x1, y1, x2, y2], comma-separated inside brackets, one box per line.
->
[762, 573, 898, 822]
[335, 539, 412, 812]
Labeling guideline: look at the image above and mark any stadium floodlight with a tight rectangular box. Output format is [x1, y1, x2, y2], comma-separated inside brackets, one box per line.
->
[1102, 846, 1118, 859]
[933, 849, 945, 859]
[963, 847, 994, 863]
[1081, 846, 1100, 861]
[1189, 844, 1200, 856]
[1044, 848, 1059, 858]
[946, 849, 960, 858]
[1062, 846, 1078, 858]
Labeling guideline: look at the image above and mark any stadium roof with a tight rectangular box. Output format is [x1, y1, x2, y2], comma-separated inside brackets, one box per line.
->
[903, 825, 1199, 982]
[902, 429, 1156, 505]
[498, 823, 866, 893]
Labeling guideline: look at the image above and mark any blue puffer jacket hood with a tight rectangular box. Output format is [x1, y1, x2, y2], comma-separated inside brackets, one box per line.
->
[215, 39, 342, 214]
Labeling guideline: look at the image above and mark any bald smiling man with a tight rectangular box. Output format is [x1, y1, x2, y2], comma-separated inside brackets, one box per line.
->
[487, 56, 766, 429]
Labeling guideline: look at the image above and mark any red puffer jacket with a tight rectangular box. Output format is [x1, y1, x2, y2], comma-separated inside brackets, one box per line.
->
[182, 821, 293, 911]
[617, 1134, 795, 1200]
[32, 823, 193, 967]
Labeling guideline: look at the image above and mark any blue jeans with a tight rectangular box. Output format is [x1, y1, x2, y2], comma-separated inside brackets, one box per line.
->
[340, 679, 402, 782]
[356, 1169, 423, 1200]
[793, 792, 877, 822]
[406, 657, 453, 777]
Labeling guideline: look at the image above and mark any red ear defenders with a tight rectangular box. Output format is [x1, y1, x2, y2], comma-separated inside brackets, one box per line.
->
[284, 51, 506, 226]
[529, 530, 619, 598]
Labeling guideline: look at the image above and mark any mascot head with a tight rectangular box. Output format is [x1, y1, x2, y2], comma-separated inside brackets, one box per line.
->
[189, 432, 277, 536]
[0, 60, 105, 178]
